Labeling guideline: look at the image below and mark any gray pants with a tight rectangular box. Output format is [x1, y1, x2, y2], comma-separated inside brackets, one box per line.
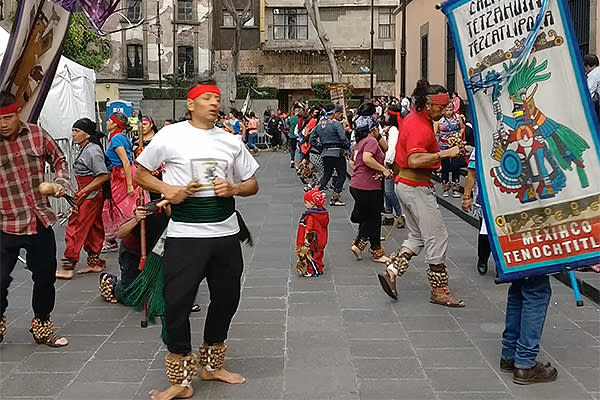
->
[395, 182, 448, 265]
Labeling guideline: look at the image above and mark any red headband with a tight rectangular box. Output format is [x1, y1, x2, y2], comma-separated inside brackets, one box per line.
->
[387, 110, 402, 118]
[109, 114, 126, 130]
[187, 84, 221, 100]
[142, 117, 152, 123]
[430, 93, 450, 106]
[0, 103, 19, 115]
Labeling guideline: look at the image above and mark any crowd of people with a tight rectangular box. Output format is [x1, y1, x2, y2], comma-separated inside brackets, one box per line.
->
[3, 69, 600, 400]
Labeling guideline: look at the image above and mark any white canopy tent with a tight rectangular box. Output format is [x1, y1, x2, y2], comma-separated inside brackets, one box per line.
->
[0, 27, 96, 139]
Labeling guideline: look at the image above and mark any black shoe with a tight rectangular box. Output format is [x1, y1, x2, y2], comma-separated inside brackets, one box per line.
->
[500, 359, 515, 372]
[513, 361, 557, 385]
[477, 260, 488, 275]
[382, 216, 395, 226]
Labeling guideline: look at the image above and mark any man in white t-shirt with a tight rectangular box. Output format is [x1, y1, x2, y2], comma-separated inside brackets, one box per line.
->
[135, 79, 259, 400]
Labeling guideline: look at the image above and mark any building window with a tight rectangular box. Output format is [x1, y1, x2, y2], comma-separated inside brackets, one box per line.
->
[177, 0, 194, 22]
[126, 0, 141, 22]
[421, 34, 428, 80]
[378, 8, 395, 39]
[127, 44, 143, 78]
[568, 0, 590, 55]
[222, 10, 255, 27]
[178, 46, 194, 76]
[446, 24, 456, 96]
[273, 8, 308, 40]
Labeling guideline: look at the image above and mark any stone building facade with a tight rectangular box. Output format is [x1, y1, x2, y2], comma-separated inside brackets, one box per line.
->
[95, 0, 212, 107]
[214, 0, 400, 109]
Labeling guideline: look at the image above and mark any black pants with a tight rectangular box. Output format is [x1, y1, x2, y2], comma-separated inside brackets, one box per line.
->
[320, 155, 346, 194]
[163, 234, 243, 355]
[441, 158, 460, 183]
[350, 187, 384, 248]
[478, 218, 492, 262]
[289, 137, 298, 161]
[0, 220, 57, 320]
[270, 131, 282, 147]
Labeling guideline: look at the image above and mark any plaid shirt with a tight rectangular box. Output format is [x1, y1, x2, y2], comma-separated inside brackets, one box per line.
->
[0, 123, 70, 235]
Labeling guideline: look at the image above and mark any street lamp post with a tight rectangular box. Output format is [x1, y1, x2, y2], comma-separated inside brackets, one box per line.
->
[400, 0, 407, 96]
[369, 0, 374, 99]
[156, 1, 162, 88]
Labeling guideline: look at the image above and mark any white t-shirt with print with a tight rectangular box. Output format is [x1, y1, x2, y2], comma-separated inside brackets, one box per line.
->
[136, 121, 260, 238]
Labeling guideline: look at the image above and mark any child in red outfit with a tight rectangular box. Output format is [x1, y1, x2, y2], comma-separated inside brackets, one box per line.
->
[295, 189, 330, 277]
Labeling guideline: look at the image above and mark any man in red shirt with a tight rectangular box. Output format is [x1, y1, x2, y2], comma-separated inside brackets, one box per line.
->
[377, 81, 464, 307]
[0, 92, 70, 346]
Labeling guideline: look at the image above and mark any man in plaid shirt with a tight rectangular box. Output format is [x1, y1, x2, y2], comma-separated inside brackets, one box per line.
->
[0, 92, 70, 347]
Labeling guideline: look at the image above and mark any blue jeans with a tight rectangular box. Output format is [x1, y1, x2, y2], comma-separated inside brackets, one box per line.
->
[501, 275, 552, 369]
[247, 132, 258, 149]
[383, 177, 402, 216]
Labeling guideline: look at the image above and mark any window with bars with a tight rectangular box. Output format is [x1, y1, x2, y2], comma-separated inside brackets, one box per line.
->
[421, 35, 428, 80]
[177, 0, 194, 22]
[378, 8, 395, 39]
[178, 46, 194, 76]
[567, 0, 590, 56]
[127, 44, 143, 78]
[273, 8, 308, 40]
[127, 0, 141, 22]
[222, 10, 255, 27]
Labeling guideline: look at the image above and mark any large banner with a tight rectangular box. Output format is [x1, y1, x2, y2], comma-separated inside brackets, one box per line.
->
[0, 0, 71, 122]
[441, 0, 600, 281]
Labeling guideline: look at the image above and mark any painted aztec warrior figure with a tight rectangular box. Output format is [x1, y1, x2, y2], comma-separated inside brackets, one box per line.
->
[378, 80, 465, 308]
[0, 92, 70, 346]
[134, 79, 259, 400]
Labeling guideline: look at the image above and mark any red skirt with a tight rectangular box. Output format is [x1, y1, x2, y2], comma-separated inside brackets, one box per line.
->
[102, 165, 144, 240]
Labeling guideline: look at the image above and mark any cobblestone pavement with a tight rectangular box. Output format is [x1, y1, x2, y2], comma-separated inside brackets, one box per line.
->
[0, 152, 599, 400]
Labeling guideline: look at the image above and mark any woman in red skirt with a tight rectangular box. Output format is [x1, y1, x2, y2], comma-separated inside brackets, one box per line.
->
[101, 112, 140, 252]
[57, 118, 109, 279]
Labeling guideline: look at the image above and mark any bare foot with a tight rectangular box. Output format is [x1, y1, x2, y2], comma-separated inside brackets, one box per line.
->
[77, 265, 103, 274]
[56, 269, 74, 279]
[148, 385, 193, 400]
[199, 367, 246, 384]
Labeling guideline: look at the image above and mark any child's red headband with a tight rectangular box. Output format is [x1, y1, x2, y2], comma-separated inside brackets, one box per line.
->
[188, 84, 221, 100]
[109, 114, 126, 129]
[0, 103, 19, 115]
[429, 93, 450, 106]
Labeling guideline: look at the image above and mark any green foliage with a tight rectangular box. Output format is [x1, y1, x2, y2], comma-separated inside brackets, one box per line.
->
[62, 12, 111, 71]
[235, 76, 277, 99]
[162, 73, 195, 89]
[311, 82, 354, 101]
[237, 75, 258, 89]
[236, 87, 278, 99]
[143, 88, 189, 99]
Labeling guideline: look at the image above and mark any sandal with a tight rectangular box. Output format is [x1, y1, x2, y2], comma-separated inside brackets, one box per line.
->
[30, 318, 69, 347]
[78, 253, 106, 274]
[351, 238, 367, 261]
[371, 247, 390, 264]
[377, 269, 398, 300]
[430, 287, 465, 308]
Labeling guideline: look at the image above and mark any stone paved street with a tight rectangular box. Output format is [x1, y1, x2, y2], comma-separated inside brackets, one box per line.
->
[1, 152, 599, 400]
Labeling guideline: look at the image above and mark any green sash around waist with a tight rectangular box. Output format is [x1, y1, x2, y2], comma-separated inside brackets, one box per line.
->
[171, 197, 235, 223]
